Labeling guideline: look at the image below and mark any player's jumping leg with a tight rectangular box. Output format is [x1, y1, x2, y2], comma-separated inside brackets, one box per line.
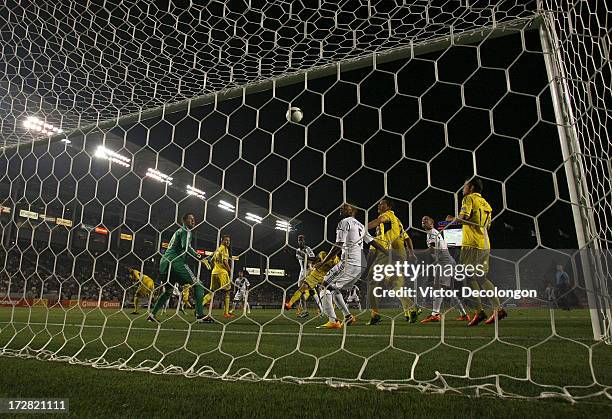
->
[132, 292, 140, 314]
[223, 289, 234, 318]
[317, 289, 341, 329]
[149, 282, 173, 322]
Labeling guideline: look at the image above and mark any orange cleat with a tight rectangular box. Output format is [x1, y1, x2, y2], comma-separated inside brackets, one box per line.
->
[223, 313, 236, 319]
[484, 308, 508, 325]
[316, 321, 342, 329]
[467, 310, 487, 327]
[284, 302, 292, 311]
[343, 314, 357, 326]
[455, 314, 471, 322]
[420, 314, 441, 324]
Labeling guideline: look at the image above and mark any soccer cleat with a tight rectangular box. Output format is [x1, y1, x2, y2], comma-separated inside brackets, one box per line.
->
[484, 308, 508, 325]
[146, 314, 158, 323]
[223, 313, 236, 319]
[467, 310, 487, 327]
[455, 314, 471, 322]
[343, 314, 357, 326]
[131, 311, 139, 315]
[420, 313, 441, 324]
[284, 302, 292, 311]
[196, 315, 214, 324]
[406, 308, 422, 323]
[365, 314, 383, 326]
[316, 321, 342, 329]
[297, 311, 310, 318]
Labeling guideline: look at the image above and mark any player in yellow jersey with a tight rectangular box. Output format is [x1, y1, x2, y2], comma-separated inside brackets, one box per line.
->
[366, 197, 420, 325]
[284, 251, 340, 311]
[447, 178, 507, 326]
[181, 284, 192, 310]
[202, 235, 233, 321]
[129, 268, 155, 314]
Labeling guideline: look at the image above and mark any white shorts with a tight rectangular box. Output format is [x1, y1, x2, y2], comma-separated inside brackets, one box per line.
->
[234, 291, 247, 301]
[327, 263, 363, 291]
[323, 262, 343, 285]
[347, 295, 360, 303]
[436, 273, 452, 288]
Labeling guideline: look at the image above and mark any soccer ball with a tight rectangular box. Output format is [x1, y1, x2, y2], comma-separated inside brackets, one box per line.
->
[286, 107, 303, 123]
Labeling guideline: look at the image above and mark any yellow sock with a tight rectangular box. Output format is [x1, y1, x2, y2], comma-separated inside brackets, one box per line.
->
[288, 290, 303, 307]
[304, 289, 310, 300]
[470, 280, 483, 311]
[224, 292, 230, 315]
[482, 279, 501, 309]
[133, 295, 139, 312]
[203, 293, 212, 306]
[371, 309, 379, 316]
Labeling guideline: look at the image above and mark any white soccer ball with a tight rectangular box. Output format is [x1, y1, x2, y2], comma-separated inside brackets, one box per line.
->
[286, 107, 303, 123]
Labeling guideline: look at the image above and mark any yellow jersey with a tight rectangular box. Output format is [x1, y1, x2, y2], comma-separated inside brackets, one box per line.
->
[310, 252, 340, 281]
[371, 210, 407, 256]
[212, 244, 230, 275]
[130, 269, 154, 290]
[459, 193, 492, 249]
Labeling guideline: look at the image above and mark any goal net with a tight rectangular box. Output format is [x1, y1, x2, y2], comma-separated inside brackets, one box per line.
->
[1, 0, 610, 401]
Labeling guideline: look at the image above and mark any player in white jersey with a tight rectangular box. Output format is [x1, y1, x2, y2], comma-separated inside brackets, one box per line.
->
[346, 285, 361, 310]
[162, 283, 184, 314]
[420, 216, 470, 323]
[314, 203, 386, 329]
[230, 270, 251, 314]
[295, 235, 318, 317]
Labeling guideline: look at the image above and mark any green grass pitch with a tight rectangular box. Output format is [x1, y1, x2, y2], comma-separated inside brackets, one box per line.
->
[0, 306, 610, 417]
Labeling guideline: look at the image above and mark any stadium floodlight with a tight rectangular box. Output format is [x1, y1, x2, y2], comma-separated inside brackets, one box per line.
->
[275, 220, 291, 231]
[245, 212, 262, 223]
[186, 185, 205, 199]
[22, 116, 63, 135]
[217, 200, 235, 213]
[145, 168, 173, 185]
[94, 145, 131, 167]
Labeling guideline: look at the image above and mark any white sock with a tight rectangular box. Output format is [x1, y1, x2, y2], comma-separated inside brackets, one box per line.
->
[452, 296, 467, 315]
[313, 292, 323, 312]
[322, 290, 335, 322]
[333, 290, 350, 317]
[432, 295, 443, 315]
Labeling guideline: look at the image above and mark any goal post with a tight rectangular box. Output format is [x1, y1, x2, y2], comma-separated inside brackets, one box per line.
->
[538, 9, 611, 342]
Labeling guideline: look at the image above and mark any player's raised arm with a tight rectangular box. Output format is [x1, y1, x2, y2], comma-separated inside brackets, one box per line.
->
[315, 211, 351, 268]
[367, 212, 388, 230]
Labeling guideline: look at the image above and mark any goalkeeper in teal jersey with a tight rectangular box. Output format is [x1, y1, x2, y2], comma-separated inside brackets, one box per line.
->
[148, 213, 210, 323]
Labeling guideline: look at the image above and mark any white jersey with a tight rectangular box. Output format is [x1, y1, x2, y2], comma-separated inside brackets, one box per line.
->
[426, 228, 455, 265]
[296, 246, 315, 280]
[172, 283, 181, 297]
[336, 216, 374, 267]
[234, 276, 250, 292]
[349, 285, 359, 299]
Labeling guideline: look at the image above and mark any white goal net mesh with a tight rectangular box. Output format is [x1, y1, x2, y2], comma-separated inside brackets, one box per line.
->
[0, 0, 610, 402]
